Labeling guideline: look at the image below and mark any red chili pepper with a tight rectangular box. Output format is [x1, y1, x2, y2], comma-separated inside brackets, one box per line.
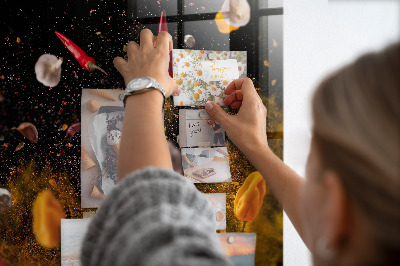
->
[158, 11, 173, 78]
[55, 31, 107, 75]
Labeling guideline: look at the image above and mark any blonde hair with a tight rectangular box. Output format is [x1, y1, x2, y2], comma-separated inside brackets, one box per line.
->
[312, 43, 400, 264]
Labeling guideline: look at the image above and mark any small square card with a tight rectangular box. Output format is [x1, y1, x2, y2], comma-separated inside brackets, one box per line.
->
[218, 233, 257, 266]
[179, 109, 225, 148]
[61, 219, 92, 266]
[205, 193, 226, 230]
[182, 147, 231, 183]
[173, 49, 247, 106]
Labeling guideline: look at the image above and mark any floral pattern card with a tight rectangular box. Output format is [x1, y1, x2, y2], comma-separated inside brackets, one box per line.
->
[173, 49, 247, 106]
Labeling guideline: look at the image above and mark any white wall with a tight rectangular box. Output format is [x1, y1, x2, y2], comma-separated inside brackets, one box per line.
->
[283, 1, 400, 265]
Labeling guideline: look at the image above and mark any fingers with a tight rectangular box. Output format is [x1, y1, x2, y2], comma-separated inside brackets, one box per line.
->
[126, 41, 139, 55]
[140, 29, 154, 52]
[113, 56, 127, 73]
[223, 90, 243, 107]
[224, 78, 256, 97]
[156, 31, 173, 53]
[205, 102, 230, 128]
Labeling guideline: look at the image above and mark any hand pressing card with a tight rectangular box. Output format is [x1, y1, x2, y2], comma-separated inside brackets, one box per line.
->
[173, 49, 247, 106]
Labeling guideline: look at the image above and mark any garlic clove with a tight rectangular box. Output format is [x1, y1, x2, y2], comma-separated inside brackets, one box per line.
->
[220, 0, 251, 28]
[34, 54, 63, 87]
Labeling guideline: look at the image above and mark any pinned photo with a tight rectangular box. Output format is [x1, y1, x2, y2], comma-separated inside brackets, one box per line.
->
[182, 147, 231, 183]
[179, 109, 225, 148]
[61, 219, 91, 266]
[81, 89, 124, 208]
[218, 233, 257, 266]
[205, 193, 226, 230]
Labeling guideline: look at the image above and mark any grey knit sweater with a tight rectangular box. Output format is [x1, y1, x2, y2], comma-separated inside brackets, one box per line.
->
[80, 167, 232, 266]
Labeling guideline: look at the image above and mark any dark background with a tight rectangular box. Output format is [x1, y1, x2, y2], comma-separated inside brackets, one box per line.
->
[0, 0, 283, 192]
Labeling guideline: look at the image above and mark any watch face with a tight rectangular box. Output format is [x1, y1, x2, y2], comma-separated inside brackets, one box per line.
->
[131, 77, 151, 89]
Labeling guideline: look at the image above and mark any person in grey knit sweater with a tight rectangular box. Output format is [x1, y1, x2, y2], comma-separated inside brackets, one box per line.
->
[81, 30, 233, 266]
[81, 28, 400, 265]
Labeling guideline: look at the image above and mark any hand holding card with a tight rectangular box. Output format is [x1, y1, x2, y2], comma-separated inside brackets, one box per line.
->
[205, 78, 269, 157]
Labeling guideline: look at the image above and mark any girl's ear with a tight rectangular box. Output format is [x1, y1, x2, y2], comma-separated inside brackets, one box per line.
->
[321, 171, 349, 251]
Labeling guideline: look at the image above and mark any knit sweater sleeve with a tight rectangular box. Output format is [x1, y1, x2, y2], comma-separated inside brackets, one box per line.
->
[80, 167, 232, 266]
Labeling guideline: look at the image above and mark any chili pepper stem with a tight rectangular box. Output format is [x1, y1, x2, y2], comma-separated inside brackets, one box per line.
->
[241, 221, 248, 232]
[87, 61, 108, 75]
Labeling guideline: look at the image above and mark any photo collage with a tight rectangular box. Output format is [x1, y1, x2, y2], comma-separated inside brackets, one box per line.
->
[74, 49, 255, 265]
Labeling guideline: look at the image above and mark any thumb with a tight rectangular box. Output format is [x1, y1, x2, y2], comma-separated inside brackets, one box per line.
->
[205, 102, 230, 127]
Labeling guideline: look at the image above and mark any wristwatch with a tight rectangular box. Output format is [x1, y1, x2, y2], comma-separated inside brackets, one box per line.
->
[123, 77, 166, 108]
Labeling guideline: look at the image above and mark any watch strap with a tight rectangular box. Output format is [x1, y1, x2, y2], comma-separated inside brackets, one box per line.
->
[123, 77, 166, 109]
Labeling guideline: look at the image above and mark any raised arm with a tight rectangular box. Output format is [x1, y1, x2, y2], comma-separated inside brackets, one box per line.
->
[205, 78, 307, 241]
[113, 29, 178, 181]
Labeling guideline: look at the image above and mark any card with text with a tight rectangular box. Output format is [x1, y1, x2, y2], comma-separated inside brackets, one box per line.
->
[173, 49, 247, 106]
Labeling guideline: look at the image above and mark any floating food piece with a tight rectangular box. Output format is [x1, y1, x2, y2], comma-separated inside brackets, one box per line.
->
[49, 179, 57, 187]
[62, 124, 68, 131]
[15, 141, 25, 151]
[273, 38, 278, 48]
[34, 54, 63, 87]
[14, 122, 38, 143]
[82, 147, 96, 170]
[86, 99, 100, 113]
[88, 89, 116, 101]
[234, 171, 266, 222]
[56, 122, 81, 146]
[0, 188, 12, 214]
[90, 185, 105, 199]
[32, 190, 65, 248]
[271, 79, 277, 86]
[55, 31, 108, 75]
[184, 34, 196, 48]
[107, 130, 121, 156]
[220, 0, 250, 28]
[215, 12, 239, 34]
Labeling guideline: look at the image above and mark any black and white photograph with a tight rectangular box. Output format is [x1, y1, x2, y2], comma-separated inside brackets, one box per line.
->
[179, 109, 225, 148]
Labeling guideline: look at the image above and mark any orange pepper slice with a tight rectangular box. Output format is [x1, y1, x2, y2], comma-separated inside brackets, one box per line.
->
[215, 12, 239, 34]
[33, 190, 65, 248]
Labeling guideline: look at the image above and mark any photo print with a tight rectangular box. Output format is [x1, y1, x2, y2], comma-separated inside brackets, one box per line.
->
[81, 89, 183, 208]
[172, 49, 247, 106]
[179, 109, 225, 148]
[81, 89, 125, 208]
[181, 147, 231, 183]
[205, 193, 226, 230]
[218, 233, 257, 266]
[61, 219, 92, 266]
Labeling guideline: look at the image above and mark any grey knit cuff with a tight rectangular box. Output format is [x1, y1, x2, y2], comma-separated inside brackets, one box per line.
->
[80, 167, 231, 266]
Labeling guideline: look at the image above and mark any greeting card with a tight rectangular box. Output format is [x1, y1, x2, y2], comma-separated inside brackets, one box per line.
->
[173, 49, 247, 106]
